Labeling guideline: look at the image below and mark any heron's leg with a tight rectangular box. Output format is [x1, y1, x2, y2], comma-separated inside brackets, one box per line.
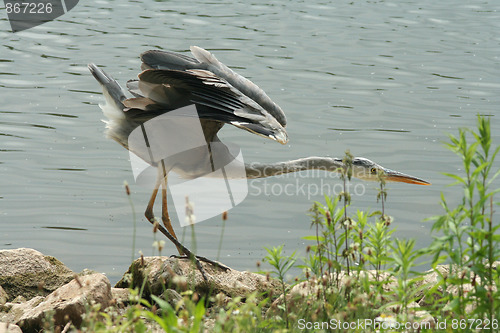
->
[141, 166, 227, 280]
[143, 166, 180, 248]
[160, 173, 184, 255]
[144, 171, 162, 223]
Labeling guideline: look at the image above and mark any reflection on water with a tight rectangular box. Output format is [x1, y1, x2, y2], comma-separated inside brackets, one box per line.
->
[0, 0, 499, 283]
[329, 128, 411, 133]
[41, 226, 88, 231]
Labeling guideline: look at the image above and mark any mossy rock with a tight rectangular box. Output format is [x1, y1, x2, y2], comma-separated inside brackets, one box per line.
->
[0, 248, 75, 301]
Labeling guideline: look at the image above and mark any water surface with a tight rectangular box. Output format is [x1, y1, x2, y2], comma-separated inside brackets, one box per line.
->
[1, 0, 499, 283]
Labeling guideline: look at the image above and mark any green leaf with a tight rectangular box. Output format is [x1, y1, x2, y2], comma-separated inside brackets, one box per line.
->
[442, 172, 466, 185]
[302, 235, 325, 242]
[151, 295, 172, 311]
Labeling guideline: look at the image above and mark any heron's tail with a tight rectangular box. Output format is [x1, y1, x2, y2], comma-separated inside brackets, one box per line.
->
[88, 64, 132, 148]
[88, 63, 127, 109]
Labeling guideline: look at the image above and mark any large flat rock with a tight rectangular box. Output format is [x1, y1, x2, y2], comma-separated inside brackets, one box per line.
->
[16, 273, 112, 332]
[0, 248, 75, 301]
[116, 257, 282, 300]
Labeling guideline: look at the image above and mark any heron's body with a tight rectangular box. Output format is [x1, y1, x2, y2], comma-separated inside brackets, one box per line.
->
[89, 46, 430, 256]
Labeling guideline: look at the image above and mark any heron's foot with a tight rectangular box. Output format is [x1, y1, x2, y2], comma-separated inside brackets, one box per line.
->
[145, 215, 228, 280]
[171, 254, 231, 272]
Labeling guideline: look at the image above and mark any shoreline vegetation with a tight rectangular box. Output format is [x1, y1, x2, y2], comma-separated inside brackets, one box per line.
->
[1, 115, 498, 332]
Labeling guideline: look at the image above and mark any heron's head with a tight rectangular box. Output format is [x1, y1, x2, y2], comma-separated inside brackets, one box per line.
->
[351, 157, 431, 185]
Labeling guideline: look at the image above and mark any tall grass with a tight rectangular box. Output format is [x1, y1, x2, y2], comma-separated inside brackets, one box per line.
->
[426, 115, 500, 326]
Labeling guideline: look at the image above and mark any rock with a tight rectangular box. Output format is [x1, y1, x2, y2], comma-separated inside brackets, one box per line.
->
[268, 269, 396, 316]
[385, 301, 435, 326]
[0, 248, 75, 301]
[414, 265, 448, 307]
[413, 308, 435, 327]
[0, 297, 44, 325]
[9, 297, 25, 305]
[79, 268, 98, 276]
[162, 289, 183, 308]
[203, 318, 216, 333]
[111, 288, 130, 308]
[0, 322, 22, 333]
[416, 263, 500, 310]
[0, 287, 7, 305]
[8, 298, 25, 306]
[116, 257, 282, 301]
[16, 273, 112, 333]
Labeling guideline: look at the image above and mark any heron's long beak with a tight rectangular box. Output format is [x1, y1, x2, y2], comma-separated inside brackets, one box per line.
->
[383, 169, 431, 185]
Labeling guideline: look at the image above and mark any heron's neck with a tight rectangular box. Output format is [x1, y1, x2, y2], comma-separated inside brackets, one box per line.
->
[245, 156, 344, 179]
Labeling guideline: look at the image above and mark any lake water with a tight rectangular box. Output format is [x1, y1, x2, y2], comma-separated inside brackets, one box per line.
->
[1, 0, 499, 284]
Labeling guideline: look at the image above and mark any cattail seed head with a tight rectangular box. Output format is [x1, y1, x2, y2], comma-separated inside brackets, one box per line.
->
[326, 210, 332, 226]
[124, 181, 130, 196]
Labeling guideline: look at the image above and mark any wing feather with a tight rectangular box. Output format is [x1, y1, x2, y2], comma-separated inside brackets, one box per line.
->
[123, 47, 289, 144]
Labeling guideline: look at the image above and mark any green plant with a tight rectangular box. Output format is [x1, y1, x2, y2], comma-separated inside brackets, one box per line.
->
[340, 150, 354, 274]
[364, 218, 394, 281]
[79, 290, 149, 332]
[388, 239, 424, 320]
[217, 211, 228, 261]
[263, 244, 297, 329]
[143, 294, 205, 332]
[211, 293, 271, 332]
[124, 181, 137, 262]
[295, 155, 404, 329]
[427, 115, 500, 325]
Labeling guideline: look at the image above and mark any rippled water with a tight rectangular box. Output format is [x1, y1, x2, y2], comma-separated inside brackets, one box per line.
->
[1, 0, 499, 283]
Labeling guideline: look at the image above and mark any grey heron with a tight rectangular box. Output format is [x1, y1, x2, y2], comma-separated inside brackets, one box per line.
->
[88, 46, 430, 262]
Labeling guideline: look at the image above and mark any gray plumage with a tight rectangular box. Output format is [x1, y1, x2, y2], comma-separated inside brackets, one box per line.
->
[89, 47, 288, 148]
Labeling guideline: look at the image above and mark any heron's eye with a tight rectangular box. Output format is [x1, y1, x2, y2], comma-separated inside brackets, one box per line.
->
[370, 167, 377, 174]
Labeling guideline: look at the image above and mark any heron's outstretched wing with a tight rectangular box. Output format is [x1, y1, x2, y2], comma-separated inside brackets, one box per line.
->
[140, 47, 286, 126]
[189, 46, 287, 128]
[140, 49, 202, 71]
[127, 47, 289, 144]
